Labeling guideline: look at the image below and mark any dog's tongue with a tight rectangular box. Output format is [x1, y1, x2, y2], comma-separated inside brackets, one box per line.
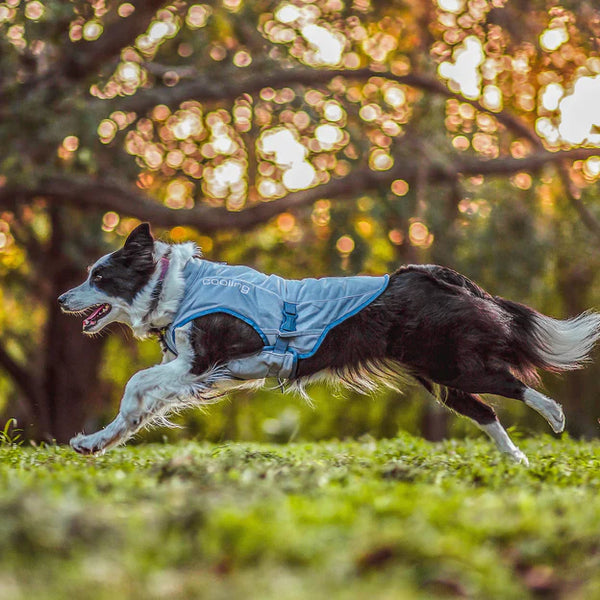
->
[83, 305, 105, 328]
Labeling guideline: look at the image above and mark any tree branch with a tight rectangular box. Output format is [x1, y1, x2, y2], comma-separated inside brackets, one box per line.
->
[63, 0, 168, 81]
[556, 160, 600, 243]
[78, 26, 600, 242]
[10, 0, 169, 109]
[112, 65, 537, 144]
[2, 147, 598, 233]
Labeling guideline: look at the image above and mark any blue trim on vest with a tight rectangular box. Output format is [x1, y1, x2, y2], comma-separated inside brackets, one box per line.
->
[296, 284, 387, 359]
[169, 308, 269, 351]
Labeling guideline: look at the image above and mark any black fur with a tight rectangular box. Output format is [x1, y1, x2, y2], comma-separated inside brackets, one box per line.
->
[186, 264, 566, 426]
[190, 314, 263, 375]
[93, 225, 156, 303]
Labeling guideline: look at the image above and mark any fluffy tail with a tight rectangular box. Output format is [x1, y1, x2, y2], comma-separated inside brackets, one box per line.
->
[497, 299, 600, 381]
[530, 312, 600, 371]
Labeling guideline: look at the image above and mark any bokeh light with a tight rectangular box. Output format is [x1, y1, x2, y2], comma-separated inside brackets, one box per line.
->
[336, 235, 355, 255]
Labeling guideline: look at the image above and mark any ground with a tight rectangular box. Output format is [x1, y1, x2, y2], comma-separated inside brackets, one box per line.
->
[1, 434, 600, 599]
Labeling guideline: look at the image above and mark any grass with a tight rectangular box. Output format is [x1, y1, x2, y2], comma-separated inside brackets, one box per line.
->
[1, 434, 600, 599]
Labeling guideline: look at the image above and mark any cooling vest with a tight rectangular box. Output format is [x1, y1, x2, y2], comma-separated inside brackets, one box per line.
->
[164, 259, 389, 380]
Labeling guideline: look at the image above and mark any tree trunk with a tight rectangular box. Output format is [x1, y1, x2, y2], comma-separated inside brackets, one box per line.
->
[421, 401, 450, 442]
[41, 300, 106, 443]
[555, 257, 597, 438]
[34, 209, 108, 443]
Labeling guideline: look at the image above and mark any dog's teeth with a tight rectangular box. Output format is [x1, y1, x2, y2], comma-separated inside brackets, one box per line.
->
[82, 304, 111, 330]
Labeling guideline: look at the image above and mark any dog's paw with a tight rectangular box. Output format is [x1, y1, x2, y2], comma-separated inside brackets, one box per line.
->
[70, 433, 106, 456]
[507, 447, 529, 467]
[546, 404, 566, 434]
[524, 389, 565, 434]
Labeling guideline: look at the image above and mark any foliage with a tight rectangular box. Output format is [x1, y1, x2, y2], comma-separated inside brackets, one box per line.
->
[1, 436, 600, 598]
[1, 0, 600, 439]
[0, 418, 22, 447]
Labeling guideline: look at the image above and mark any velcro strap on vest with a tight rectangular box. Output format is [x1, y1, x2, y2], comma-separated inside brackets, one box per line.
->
[274, 302, 298, 354]
[281, 302, 297, 331]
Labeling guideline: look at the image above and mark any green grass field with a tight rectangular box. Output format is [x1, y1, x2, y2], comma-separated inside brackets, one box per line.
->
[2, 434, 600, 599]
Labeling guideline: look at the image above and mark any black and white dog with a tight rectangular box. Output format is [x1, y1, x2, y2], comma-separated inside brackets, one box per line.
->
[58, 223, 600, 464]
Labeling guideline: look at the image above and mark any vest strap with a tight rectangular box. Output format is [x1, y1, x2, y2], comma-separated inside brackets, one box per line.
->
[274, 302, 298, 354]
[281, 301, 298, 331]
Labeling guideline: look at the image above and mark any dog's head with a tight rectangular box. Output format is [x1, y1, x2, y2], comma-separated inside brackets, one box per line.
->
[58, 223, 156, 334]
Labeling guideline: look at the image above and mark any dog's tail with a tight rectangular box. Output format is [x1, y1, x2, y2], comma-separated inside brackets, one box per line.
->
[497, 298, 600, 382]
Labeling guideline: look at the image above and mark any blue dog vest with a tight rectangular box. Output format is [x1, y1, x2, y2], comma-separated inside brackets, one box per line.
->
[165, 259, 389, 380]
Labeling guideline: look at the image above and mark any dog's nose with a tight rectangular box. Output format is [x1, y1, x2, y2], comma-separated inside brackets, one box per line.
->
[57, 293, 68, 306]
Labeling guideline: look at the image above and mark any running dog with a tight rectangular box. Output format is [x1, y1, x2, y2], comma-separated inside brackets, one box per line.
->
[58, 223, 600, 464]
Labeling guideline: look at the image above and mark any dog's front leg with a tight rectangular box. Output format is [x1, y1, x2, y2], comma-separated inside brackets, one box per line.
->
[70, 360, 223, 454]
[71, 363, 177, 454]
[70, 326, 226, 454]
[69, 364, 179, 455]
[70, 412, 130, 455]
[70, 370, 170, 455]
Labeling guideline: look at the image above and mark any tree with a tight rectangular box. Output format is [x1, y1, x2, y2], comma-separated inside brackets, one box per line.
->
[1, 0, 600, 441]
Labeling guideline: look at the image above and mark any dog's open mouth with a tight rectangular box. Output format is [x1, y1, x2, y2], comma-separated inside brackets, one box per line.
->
[82, 304, 112, 331]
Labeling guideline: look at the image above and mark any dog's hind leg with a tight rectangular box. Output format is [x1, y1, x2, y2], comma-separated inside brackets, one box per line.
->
[417, 378, 528, 464]
[476, 420, 529, 465]
[445, 370, 565, 434]
[521, 388, 565, 434]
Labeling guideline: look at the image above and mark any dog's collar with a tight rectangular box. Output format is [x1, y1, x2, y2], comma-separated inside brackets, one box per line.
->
[143, 251, 171, 324]
[157, 254, 170, 281]
[149, 326, 169, 353]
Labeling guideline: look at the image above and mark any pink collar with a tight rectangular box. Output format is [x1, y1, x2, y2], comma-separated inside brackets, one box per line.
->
[157, 254, 170, 283]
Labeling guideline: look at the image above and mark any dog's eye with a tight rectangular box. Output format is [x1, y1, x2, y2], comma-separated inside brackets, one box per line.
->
[92, 274, 103, 283]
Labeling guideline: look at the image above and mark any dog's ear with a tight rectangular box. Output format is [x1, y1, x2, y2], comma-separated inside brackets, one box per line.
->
[123, 223, 154, 254]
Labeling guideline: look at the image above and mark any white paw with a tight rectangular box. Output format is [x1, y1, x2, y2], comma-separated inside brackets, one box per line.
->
[70, 433, 107, 456]
[508, 448, 529, 467]
[524, 389, 565, 434]
[546, 402, 566, 434]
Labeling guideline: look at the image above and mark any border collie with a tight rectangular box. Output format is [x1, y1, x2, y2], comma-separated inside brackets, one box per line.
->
[58, 223, 600, 464]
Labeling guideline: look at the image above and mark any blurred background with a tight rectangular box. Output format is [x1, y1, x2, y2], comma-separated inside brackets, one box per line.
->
[1, 0, 600, 444]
